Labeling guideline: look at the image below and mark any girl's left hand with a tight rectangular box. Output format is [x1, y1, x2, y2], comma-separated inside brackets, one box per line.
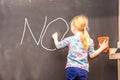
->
[99, 40, 108, 51]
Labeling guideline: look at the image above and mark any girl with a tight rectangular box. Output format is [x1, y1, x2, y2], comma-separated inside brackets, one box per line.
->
[52, 14, 108, 80]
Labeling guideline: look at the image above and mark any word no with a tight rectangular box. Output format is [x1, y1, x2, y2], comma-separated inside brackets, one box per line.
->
[20, 16, 69, 51]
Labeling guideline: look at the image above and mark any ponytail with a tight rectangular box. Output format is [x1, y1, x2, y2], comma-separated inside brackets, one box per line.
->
[81, 28, 90, 50]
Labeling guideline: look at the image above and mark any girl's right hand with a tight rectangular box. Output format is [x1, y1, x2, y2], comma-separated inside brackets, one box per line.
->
[52, 32, 58, 39]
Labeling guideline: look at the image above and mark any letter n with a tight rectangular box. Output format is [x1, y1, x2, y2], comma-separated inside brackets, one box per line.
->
[20, 17, 39, 45]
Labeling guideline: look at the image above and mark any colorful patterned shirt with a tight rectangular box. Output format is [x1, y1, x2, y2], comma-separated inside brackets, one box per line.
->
[55, 35, 95, 71]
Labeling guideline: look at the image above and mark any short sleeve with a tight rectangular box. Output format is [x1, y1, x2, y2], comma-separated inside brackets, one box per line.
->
[56, 37, 70, 49]
[88, 39, 95, 54]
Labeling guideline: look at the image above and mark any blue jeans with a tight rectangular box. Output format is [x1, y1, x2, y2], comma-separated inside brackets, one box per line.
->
[66, 67, 88, 80]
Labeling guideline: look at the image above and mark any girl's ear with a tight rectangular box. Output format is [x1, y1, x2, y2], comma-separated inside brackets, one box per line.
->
[71, 27, 76, 34]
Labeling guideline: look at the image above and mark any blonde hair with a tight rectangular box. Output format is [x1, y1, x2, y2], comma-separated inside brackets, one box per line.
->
[71, 14, 90, 50]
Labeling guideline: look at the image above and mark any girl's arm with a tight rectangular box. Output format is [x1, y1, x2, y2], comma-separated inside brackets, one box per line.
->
[52, 32, 70, 49]
[89, 40, 108, 58]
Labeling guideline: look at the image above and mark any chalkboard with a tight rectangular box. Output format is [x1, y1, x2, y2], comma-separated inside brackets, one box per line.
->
[0, 0, 118, 80]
